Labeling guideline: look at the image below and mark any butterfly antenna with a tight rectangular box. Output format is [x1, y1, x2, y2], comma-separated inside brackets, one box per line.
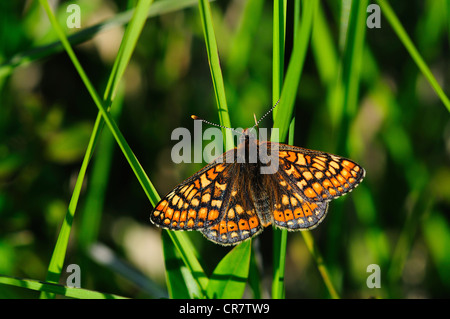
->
[191, 115, 242, 135]
[253, 113, 258, 127]
[250, 99, 281, 131]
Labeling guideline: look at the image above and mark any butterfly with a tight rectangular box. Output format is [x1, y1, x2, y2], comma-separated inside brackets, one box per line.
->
[150, 105, 365, 246]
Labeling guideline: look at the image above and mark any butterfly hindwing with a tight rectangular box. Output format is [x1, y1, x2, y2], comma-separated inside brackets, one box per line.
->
[271, 172, 329, 230]
[201, 165, 263, 245]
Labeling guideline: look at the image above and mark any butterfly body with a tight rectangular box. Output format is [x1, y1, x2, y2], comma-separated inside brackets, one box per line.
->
[151, 129, 365, 245]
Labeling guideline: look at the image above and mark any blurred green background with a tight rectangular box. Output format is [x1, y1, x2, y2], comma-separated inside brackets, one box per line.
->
[0, 0, 449, 298]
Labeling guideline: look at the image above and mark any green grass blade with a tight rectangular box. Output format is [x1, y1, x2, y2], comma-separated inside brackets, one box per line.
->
[336, 0, 368, 152]
[78, 93, 124, 250]
[311, 1, 338, 87]
[162, 231, 202, 298]
[37, 0, 156, 298]
[39, 111, 104, 299]
[198, 0, 233, 150]
[272, 0, 316, 142]
[165, 231, 209, 296]
[248, 248, 262, 298]
[302, 231, 339, 299]
[40, 0, 210, 299]
[377, 0, 450, 112]
[272, 0, 286, 110]
[78, 0, 154, 249]
[271, 0, 287, 300]
[206, 240, 251, 299]
[0, 275, 128, 299]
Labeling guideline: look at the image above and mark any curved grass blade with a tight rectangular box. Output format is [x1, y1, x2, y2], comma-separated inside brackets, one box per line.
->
[271, 0, 287, 300]
[376, 0, 450, 112]
[206, 240, 251, 299]
[198, 0, 234, 150]
[38, 0, 157, 298]
[336, 0, 368, 153]
[161, 231, 201, 298]
[39, 0, 210, 299]
[0, 275, 127, 299]
[272, 0, 316, 142]
[301, 231, 339, 299]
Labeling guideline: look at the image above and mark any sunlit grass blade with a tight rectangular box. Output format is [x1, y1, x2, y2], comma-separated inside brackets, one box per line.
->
[198, 0, 233, 150]
[272, 0, 286, 111]
[422, 211, 450, 286]
[0, 275, 128, 299]
[376, 0, 450, 112]
[40, 0, 211, 299]
[165, 231, 209, 296]
[206, 240, 251, 299]
[37, 0, 156, 298]
[301, 231, 339, 299]
[162, 231, 202, 298]
[271, 0, 340, 299]
[271, 0, 287, 300]
[272, 0, 316, 142]
[336, 0, 368, 153]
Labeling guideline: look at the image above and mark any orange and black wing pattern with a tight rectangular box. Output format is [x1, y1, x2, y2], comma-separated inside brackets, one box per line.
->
[150, 161, 232, 230]
[276, 144, 365, 203]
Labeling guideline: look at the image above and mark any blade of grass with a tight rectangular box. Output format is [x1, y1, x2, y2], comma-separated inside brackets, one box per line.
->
[206, 240, 251, 299]
[377, 0, 450, 113]
[337, 0, 368, 153]
[271, 0, 340, 299]
[272, 0, 316, 142]
[272, 0, 286, 113]
[87, 242, 168, 298]
[198, 0, 234, 150]
[0, 275, 128, 299]
[38, 0, 156, 298]
[165, 231, 209, 295]
[271, 0, 287, 300]
[39, 0, 210, 298]
[302, 231, 339, 299]
[78, 92, 124, 250]
[324, 1, 367, 291]
[248, 248, 262, 298]
[161, 231, 201, 298]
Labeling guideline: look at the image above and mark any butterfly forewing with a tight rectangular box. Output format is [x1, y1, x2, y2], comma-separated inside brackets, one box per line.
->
[150, 161, 232, 230]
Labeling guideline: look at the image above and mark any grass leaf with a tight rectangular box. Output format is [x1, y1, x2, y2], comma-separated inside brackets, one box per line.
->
[206, 240, 251, 299]
[0, 275, 127, 299]
[377, 0, 450, 112]
[198, 0, 234, 150]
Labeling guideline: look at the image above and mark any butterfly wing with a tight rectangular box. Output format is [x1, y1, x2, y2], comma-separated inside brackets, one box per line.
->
[150, 160, 234, 230]
[269, 171, 329, 230]
[276, 144, 365, 203]
[201, 164, 263, 246]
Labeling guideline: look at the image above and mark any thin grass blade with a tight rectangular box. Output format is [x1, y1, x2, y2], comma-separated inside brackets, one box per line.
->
[198, 0, 234, 150]
[0, 275, 128, 299]
[377, 0, 450, 112]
